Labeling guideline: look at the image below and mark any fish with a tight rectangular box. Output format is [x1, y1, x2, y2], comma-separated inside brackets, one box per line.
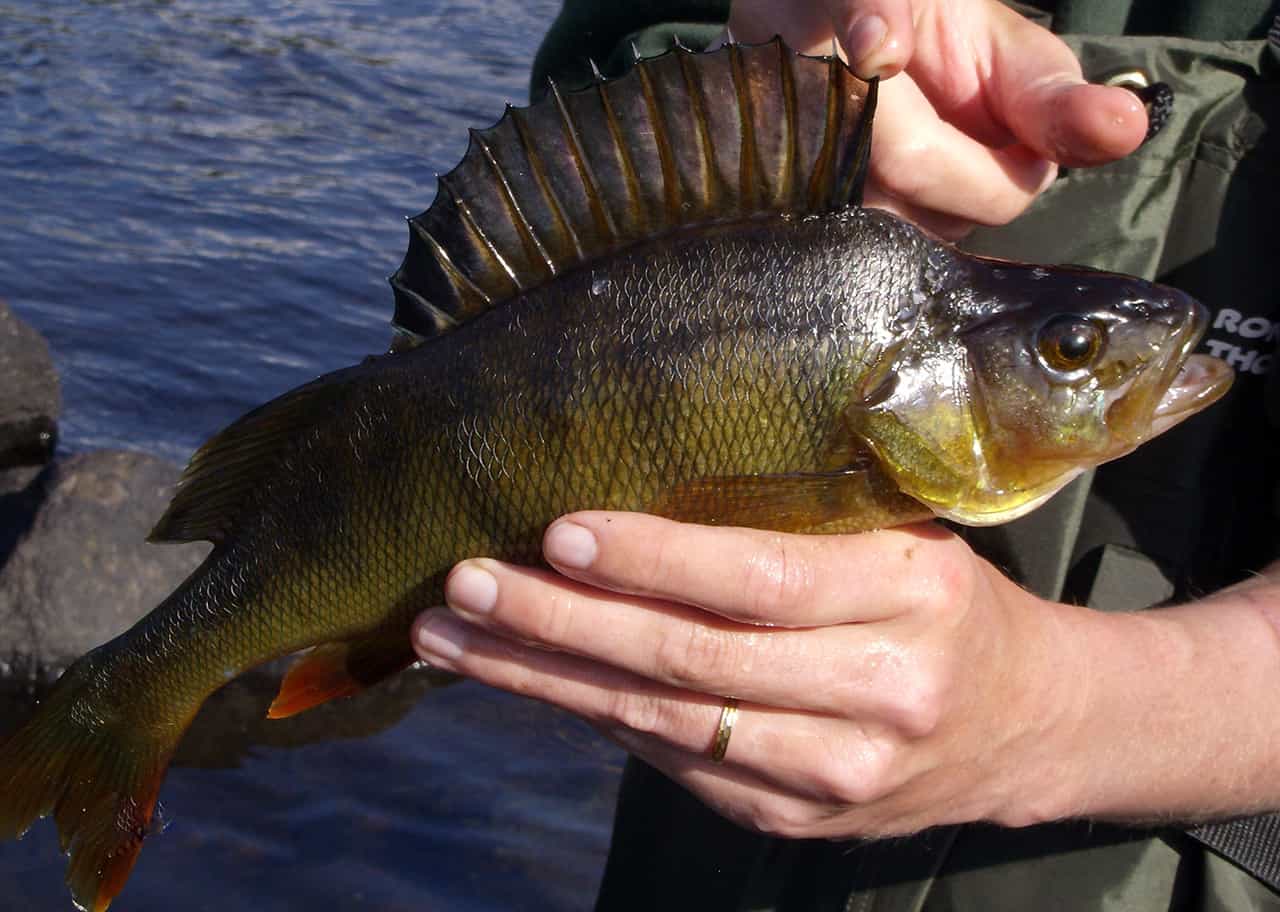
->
[0, 37, 1232, 911]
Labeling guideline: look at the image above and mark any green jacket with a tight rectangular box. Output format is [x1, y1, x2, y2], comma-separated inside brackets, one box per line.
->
[533, 3, 1280, 909]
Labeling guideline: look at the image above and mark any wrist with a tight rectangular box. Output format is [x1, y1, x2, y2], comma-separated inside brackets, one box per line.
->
[983, 592, 1100, 827]
[1017, 588, 1280, 825]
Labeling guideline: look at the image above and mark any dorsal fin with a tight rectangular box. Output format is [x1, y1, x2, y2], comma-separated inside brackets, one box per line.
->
[149, 375, 349, 545]
[388, 37, 876, 346]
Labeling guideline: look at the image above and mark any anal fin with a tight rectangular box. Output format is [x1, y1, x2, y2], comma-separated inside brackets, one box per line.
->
[268, 632, 416, 720]
[649, 464, 933, 534]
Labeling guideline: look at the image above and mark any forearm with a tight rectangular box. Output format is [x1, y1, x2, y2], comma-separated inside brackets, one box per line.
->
[1041, 563, 1280, 824]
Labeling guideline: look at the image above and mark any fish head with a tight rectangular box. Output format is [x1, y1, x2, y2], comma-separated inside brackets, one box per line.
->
[846, 250, 1233, 526]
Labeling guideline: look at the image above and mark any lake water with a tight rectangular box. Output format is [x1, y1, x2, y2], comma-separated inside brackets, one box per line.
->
[0, 0, 626, 908]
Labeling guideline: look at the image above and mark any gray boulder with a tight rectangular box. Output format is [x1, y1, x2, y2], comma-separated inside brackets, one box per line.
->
[0, 464, 47, 575]
[0, 450, 209, 679]
[0, 301, 59, 470]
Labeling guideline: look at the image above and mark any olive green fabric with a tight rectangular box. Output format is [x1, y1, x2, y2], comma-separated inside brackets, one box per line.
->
[531, 1, 730, 95]
[532, 4, 1280, 910]
[529, 0, 1277, 97]
[1024, 0, 1275, 41]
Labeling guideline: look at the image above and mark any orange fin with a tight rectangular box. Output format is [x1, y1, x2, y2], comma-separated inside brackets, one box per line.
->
[268, 635, 415, 719]
[0, 649, 189, 912]
[649, 464, 931, 533]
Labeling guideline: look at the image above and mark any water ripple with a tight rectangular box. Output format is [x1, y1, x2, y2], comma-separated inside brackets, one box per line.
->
[0, 1, 624, 909]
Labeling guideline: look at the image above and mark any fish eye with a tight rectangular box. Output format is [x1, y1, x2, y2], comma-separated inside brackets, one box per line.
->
[1036, 316, 1105, 374]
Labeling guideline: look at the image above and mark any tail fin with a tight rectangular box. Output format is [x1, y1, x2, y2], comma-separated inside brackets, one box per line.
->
[0, 650, 186, 912]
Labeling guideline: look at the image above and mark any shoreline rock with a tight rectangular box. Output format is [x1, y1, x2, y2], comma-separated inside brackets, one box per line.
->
[0, 299, 60, 574]
[0, 299, 212, 680]
[0, 450, 210, 680]
[0, 300, 59, 472]
[0, 464, 47, 570]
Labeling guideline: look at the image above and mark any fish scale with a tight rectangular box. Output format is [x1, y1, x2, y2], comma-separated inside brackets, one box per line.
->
[0, 38, 1232, 911]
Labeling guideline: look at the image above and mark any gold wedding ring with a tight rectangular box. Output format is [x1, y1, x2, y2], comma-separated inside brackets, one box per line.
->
[710, 697, 739, 763]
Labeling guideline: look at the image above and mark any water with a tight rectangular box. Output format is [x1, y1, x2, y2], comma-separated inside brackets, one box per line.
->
[1, 0, 561, 461]
[0, 0, 626, 908]
[3, 675, 623, 911]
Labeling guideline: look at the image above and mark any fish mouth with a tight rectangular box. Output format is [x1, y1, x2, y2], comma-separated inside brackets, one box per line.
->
[1105, 297, 1233, 444]
[1146, 300, 1233, 435]
[1149, 353, 1233, 435]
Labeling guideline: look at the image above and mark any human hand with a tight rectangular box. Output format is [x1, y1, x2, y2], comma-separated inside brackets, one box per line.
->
[412, 513, 1097, 837]
[724, 0, 1149, 238]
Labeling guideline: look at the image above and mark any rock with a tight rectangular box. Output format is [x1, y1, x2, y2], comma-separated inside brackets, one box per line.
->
[0, 465, 42, 499]
[0, 450, 209, 679]
[0, 464, 47, 572]
[0, 301, 60, 470]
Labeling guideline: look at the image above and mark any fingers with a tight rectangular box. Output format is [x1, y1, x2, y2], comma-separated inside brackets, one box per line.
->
[728, 0, 916, 77]
[541, 512, 965, 627]
[406, 512, 1055, 838]
[1002, 80, 1147, 167]
[865, 74, 1058, 229]
[726, 0, 841, 54]
[431, 557, 952, 724]
[411, 608, 914, 810]
[413, 608, 729, 757]
[609, 729, 927, 838]
[821, 0, 916, 78]
[602, 729, 822, 836]
[726, 0, 1144, 232]
[725, 6, 1061, 230]
[862, 0, 1144, 170]
[964, 1, 1147, 166]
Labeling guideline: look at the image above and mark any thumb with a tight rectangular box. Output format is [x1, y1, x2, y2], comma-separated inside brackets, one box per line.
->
[1002, 78, 1148, 167]
[986, 3, 1147, 166]
[822, 0, 917, 79]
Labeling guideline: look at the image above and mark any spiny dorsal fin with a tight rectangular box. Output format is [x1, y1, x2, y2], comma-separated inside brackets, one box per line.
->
[149, 375, 349, 545]
[389, 37, 876, 347]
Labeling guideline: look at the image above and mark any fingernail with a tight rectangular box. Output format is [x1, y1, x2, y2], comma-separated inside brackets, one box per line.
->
[544, 521, 598, 570]
[416, 612, 467, 662]
[845, 15, 887, 72]
[446, 563, 498, 616]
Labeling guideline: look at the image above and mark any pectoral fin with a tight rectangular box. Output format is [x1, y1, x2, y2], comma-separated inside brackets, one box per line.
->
[649, 462, 931, 534]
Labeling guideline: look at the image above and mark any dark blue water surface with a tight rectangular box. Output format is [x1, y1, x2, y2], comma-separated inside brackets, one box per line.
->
[0, 0, 628, 909]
